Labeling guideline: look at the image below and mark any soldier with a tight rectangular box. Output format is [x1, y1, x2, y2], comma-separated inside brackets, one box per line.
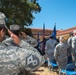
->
[0, 12, 9, 40]
[3, 24, 39, 54]
[67, 32, 73, 62]
[0, 12, 45, 75]
[9, 24, 38, 48]
[45, 35, 57, 67]
[54, 36, 68, 74]
[71, 30, 76, 62]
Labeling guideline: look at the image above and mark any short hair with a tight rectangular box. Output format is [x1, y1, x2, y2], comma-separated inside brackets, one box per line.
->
[0, 24, 6, 31]
[49, 35, 53, 39]
[11, 30, 21, 36]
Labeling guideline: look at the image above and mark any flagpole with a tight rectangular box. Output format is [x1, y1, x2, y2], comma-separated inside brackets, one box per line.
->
[43, 23, 45, 39]
[37, 32, 40, 48]
[42, 23, 45, 55]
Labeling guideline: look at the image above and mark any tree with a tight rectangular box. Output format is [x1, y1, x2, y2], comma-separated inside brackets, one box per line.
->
[0, 0, 41, 28]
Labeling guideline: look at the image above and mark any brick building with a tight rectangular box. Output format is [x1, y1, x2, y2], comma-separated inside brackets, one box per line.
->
[31, 28, 52, 41]
[31, 26, 76, 41]
[57, 26, 76, 40]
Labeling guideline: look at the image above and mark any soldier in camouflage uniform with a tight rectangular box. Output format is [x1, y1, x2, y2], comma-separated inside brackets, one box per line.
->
[25, 34, 38, 48]
[0, 12, 44, 75]
[8, 24, 38, 48]
[54, 36, 68, 73]
[0, 12, 9, 40]
[45, 35, 57, 67]
[71, 30, 76, 62]
[3, 25, 38, 55]
[67, 32, 73, 62]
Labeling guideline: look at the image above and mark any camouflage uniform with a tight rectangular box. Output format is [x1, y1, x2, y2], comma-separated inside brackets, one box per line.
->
[67, 35, 73, 56]
[67, 36, 73, 63]
[72, 36, 76, 62]
[0, 40, 45, 75]
[45, 38, 57, 66]
[0, 12, 9, 41]
[0, 12, 44, 75]
[10, 25, 38, 48]
[0, 12, 6, 24]
[54, 42, 68, 69]
[67, 37, 72, 54]
[25, 35, 38, 48]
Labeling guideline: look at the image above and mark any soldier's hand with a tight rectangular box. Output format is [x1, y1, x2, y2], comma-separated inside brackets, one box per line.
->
[8, 29, 20, 45]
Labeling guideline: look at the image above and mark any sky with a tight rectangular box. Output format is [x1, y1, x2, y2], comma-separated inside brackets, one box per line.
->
[29, 0, 76, 30]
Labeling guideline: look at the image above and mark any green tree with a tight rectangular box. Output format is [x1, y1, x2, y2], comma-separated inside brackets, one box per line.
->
[0, 0, 41, 28]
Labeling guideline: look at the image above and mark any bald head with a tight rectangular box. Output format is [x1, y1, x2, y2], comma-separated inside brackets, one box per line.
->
[73, 30, 76, 36]
[59, 36, 65, 42]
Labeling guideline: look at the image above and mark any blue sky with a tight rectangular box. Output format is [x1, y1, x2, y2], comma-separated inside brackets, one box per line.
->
[29, 0, 76, 30]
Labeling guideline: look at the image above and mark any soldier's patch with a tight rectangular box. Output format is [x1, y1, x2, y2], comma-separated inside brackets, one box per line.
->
[26, 55, 39, 69]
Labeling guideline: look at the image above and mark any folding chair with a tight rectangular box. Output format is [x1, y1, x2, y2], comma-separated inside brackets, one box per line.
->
[44, 59, 48, 67]
[50, 59, 58, 71]
[65, 62, 76, 75]
[59, 69, 66, 75]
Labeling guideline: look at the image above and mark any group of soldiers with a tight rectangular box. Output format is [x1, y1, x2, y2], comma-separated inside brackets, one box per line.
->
[45, 29, 76, 75]
[0, 12, 45, 75]
[0, 12, 76, 75]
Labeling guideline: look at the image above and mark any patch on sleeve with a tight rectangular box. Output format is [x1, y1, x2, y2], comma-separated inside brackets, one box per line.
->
[26, 54, 39, 69]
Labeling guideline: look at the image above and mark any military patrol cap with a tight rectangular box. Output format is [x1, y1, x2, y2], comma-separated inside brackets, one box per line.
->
[0, 12, 7, 30]
[0, 12, 6, 24]
[10, 25, 20, 30]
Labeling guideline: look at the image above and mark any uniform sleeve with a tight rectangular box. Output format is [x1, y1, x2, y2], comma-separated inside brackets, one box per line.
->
[2, 37, 13, 46]
[0, 42, 45, 75]
[45, 41, 49, 53]
[67, 37, 72, 48]
[72, 37, 76, 54]
[54, 45, 59, 60]
[18, 40, 45, 71]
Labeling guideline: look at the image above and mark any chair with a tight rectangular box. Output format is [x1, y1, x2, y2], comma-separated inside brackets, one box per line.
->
[65, 62, 76, 75]
[50, 59, 58, 71]
[44, 59, 48, 66]
[59, 69, 66, 75]
[59, 62, 76, 75]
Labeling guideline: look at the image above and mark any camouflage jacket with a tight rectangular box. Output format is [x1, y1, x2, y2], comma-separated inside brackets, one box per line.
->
[25, 35, 38, 47]
[54, 42, 68, 61]
[0, 40, 44, 75]
[72, 36, 76, 53]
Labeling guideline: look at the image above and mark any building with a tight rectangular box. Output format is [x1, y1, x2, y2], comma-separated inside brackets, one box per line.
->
[31, 26, 76, 41]
[31, 28, 52, 41]
[57, 26, 76, 40]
